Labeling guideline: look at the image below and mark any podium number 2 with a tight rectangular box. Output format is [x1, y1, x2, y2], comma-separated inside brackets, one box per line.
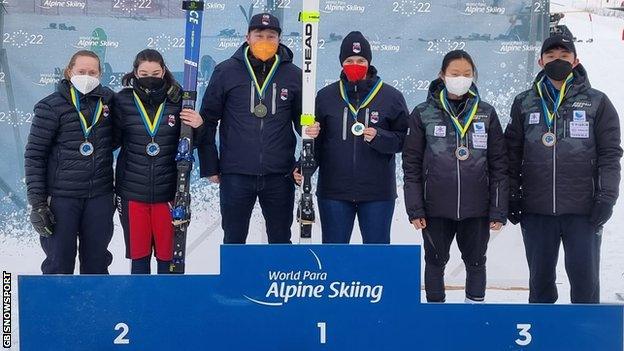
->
[317, 322, 326, 344]
[114, 323, 130, 345]
[515, 324, 532, 346]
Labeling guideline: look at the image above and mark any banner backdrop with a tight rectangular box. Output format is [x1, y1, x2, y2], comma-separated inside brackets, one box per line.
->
[0, 0, 548, 237]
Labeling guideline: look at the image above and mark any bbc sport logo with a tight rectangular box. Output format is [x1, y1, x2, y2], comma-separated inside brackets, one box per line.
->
[243, 249, 384, 306]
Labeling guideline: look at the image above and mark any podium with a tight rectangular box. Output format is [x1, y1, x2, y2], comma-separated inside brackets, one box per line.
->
[19, 245, 624, 350]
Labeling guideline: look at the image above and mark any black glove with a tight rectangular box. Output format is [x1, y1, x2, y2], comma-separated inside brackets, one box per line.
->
[590, 201, 614, 229]
[508, 195, 522, 225]
[29, 205, 56, 238]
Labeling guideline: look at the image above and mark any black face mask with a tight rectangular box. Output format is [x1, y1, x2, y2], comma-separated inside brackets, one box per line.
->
[136, 76, 165, 91]
[544, 59, 573, 81]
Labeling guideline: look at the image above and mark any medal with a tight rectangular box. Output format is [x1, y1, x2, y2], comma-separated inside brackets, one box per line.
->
[79, 141, 94, 156]
[542, 132, 556, 147]
[133, 91, 166, 157]
[244, 46, 280, 118]
[351, 122, 365, 136]
[254, 103, 268, 118]
[146, 141, 161, 156]
[70, 87, 103, 156]
[455, 146, 470, 161]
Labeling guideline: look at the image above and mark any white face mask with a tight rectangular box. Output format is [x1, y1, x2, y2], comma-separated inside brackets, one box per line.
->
[444, 76, 473, 96]
[70, 75, 100, 95]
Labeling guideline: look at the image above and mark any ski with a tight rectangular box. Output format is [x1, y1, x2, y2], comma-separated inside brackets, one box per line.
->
[297, 0, 320, 241]
[170, 0, 204, 273]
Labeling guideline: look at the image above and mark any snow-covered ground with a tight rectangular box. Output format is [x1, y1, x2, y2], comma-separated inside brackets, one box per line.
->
[1, 2, 624, 349]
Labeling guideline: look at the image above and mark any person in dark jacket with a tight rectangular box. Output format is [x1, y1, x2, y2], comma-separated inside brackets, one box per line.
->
[199, 13, 319, 244]
[403, 50, 508, 303]
[505, 35, 622, 304]
[25, 50, 115, 274]
[295, 31, 408, 244]
[113, 49, 204, 274]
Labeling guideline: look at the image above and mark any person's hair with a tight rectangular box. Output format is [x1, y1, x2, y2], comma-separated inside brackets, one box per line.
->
[63, 50, 101, 80]
[440, 50, 478, 80]
[121, 49, 176, 87]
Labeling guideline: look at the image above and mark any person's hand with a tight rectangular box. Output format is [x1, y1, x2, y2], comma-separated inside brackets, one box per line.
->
[208, 175, 220, 184]
[293, 168, 303, 186]
[30, 204, 56, 238]
[180, 109, 203, 128]
[590, 201, 614, 230]
[305, 122, 320, 139]
[490, 222, 503, 231]
[411, 218, 427, 230]
[363, 127, 377, 142]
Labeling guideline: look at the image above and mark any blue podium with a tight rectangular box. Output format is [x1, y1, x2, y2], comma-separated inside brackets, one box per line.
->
[19, 245, 623, 350]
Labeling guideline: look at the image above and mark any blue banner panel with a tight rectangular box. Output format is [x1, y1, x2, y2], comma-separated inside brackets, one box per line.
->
[19, 245, 623, 350]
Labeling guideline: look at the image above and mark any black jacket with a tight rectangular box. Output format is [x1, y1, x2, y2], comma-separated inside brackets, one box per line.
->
[25, 80, 115, 206]
[314, 67, 409, 202]
[198, 43, 302, 177]
[112, 81, 190, 203]
[403, 79, 508, 222]
[505, 64, 622, 216]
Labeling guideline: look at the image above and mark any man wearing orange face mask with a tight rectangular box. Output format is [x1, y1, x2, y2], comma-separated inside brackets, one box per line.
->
[198, 13, 320, 244]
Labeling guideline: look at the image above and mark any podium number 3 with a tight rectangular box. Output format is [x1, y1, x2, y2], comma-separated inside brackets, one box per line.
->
[515, 324, 532, 346]
[317, 322, 326, 344]
[114, 323, 130, 345]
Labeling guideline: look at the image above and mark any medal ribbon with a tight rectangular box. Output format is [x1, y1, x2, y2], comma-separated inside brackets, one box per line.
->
[339, 78, 384, 120]
[536, 72, 574, 129]
[70, 87, 103, 139]
[439, 88, 480, 139]
[133, 91, 165, 138]
[243, 46, 281, 100]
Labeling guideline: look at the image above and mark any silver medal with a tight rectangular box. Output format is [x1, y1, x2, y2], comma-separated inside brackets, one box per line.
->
[455, 146, 470, 161]
[351, 122, 365, 136]
[79, 141, 94, 156]
[146, 142, 161, 157]
[254, 104, 268, 118]
[542, 132, 556, 147]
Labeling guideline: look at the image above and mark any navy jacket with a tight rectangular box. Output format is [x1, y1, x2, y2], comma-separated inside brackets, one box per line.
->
[25, 80, 115, 206]
[315, 67, 409, 202]
[198, 43, 302, 177]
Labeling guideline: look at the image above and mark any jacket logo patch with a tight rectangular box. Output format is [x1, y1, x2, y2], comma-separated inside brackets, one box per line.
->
[473, 122, 486, 134]
[434, 125, 446, 137]
[473, 114, 488, 120]
[168, 115, 176, 127]
[529, 112, 540, 125]
[573, 110, 586, 122]
[102, 105, 110, 118]
[572, 101, 592, 108]
[280, 88, 288, 101]
[370, 111, 379, 124]
[353, 42, 361, 54]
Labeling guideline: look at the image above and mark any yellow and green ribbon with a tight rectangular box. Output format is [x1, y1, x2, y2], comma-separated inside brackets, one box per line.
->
[439, 88, 480, 139]
[133, 91, 165, 138]
[70, 87, 103, 139]
[536, 72, 574, 129]
[339, 78, 384, 120]
[243, 46, 281, 100]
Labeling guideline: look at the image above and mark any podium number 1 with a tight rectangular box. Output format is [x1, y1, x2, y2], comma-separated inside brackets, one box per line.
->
[515, 324, 532, 346]
[317, 322, 326, 344]
[114, 323, 130, 345]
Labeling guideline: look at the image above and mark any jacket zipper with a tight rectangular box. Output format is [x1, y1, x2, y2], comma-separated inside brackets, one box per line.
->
[424, 168, 429, 201]
[342, 108, 348, 141]
[250, 82, 255, 113]
[272, 83, 277, 115]
[456, 132, 461, 219]
[365, 108, 370, 127]
[495, 183, 499, 208]
[552, 114, 557, 214]
[591, 177, 595, 198]
[353, 85, 359, 172]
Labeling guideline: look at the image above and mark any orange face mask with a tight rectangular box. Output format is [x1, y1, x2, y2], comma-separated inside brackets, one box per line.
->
[250, 40, 279, 62]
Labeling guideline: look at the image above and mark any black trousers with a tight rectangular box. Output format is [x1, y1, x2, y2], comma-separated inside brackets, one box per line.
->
[422, 217, 490, 302]
[521, 214, 601, 304]
[40, 193, 114, 274]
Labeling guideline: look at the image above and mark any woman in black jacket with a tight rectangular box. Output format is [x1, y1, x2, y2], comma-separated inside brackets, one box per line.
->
[295, 31, 409, 244]
[25, 50, 115, 274]
[402, 50, 508, 303]
[113, 49, 203, 274]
